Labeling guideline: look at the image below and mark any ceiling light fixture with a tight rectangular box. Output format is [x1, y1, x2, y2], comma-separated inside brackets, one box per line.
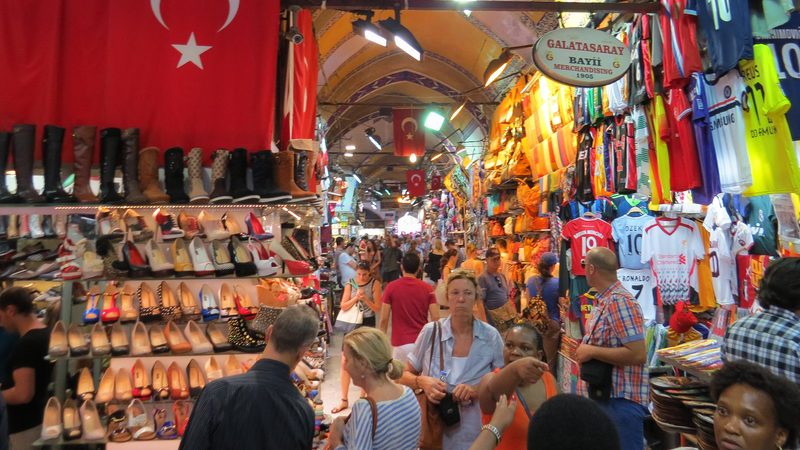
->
[431, 152, 445, 162]
[384, 188, 391, 196]
[463, 10, 472, 16]
[450, 100, 467, 121]
[344, 152, 354, 157]
[365, 127, 382, 150]
[424, 110, 445, 131]
[352, 173, 362, 183]
[409, 153, 418, 163]
[483, 44, 534, 88]
[345, 144, 356, 151]
[352, 11, 387, 47]
[378, 9, 423, 61]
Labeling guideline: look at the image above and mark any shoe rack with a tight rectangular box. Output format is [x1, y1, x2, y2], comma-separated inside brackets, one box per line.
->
[4, 204, 329, 448]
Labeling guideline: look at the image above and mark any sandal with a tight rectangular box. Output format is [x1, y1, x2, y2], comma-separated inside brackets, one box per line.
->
[331, 399, 349, 414]
[127, 399, 156, 441]
[154, 408, 178, 440]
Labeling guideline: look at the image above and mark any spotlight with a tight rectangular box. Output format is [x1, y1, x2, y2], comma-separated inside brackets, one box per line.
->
[410, 153, 418, 163]
[484, 49, 512, 87]
[424, 110, 445, 131]
[365, 127, 382, 150]
[352, 14, 387, 47]
[378, 13, 423, 61]
[450, 101, 467, 121]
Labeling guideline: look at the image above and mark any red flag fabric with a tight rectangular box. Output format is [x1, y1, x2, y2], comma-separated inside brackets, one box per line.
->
[406, 170, 426, 197]
[281, 9, 318, 145]
[430, 174, 442, 191]
[0, 0, 279, 164]
[392, 109, 426, 157]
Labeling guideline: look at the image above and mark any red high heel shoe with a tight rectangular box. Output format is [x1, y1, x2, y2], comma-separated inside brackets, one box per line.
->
[233, 285, 257, 320]
[100, 285, 121, 324]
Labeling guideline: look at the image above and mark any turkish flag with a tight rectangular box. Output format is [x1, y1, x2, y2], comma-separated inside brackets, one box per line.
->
[406, 170, 426, 197]
[0, 0, 279, 164]
[281, 9, 318, 144]
[393, 109, 426, 157]
[431, 174, 442, 191]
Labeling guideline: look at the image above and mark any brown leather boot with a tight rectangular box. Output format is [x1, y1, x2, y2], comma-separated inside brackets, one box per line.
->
[121, 128, 147, 204]
[274, 150, 315, 203]
[138, 147, 170, 204]
[187, 147, 209, 203]
[72, 126, 99, 203]
[12, 124, 44, 203]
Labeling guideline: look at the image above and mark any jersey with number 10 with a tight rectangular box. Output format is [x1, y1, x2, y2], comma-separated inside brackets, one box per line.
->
[612, 214, 653, 270]
[695, 0, 754, 75]
[561, 217, 614, 276]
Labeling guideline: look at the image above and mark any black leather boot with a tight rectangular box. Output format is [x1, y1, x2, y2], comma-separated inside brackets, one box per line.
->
[164, 147, 190, 204]
[121, 128, 147, 203]
[12, 124, 44, 203]
[98, 128, 125, 204]
[250, 151, 291, 203]
[0, 132, 21, 203]
[293, 150, 309, 191]
[229, 148, 259, 203]
[42, 125, 78, 203]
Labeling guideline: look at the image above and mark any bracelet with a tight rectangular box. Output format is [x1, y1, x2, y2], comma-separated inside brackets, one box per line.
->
[481, 424, 501, 444]
[414, 376, 421, 391]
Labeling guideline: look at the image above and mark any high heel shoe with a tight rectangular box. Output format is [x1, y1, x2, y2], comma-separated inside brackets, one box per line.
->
[167, 362, 189, 400]
[218, 283, 238, 321]
[82, 285, 101, 325]
[205, 356, 224, 382]
[221, 212, 243, 236]
[115, 368, 134, 402]
[96, 368, 115, 404]
[227, 316, 266, 353]
[178, 282, 200, 318]
[90, 322, 111, 356]
[144, 239, 174, 277]
[185, 320, 213, 353]
[127, 399, 156, 440]
[249, 239, 280, 277]
[80, 400, 106, 441]
[123, 208, 153, 242]
[137, 282, 162, 323]
[200, 284, 220, 322]
[62, 399, 82, 441]
[77, 367, 96, 401]
[206, 322, 233, 352]
[154, 407, 179, 440]
[198, 210, 230, 241]
[48, 321, 69, 358]
[149, 324, 170, 354]
[233, 284, 259, 320]
[164, 320, 192, 354]
[229, 236, 257, 277]
[151, 361, 170, 401]
[122, 236, 149, 278]
[153, 208, 185, 241]
[173, 400, 191, 436]
[224, 355, 244, 376]
[41, 397, 63, 440]
[158, 281, 182, 322]
[210, 240, 235, 276]
[187, 359, 207, 398]
[107, 407, 132, 442]
[245, 211, 273, 240]
[131, 359, 152, 399]
[178, 211, 204, 239]
[131, 321, 152, 356]
[101, 284, 121, 324]
[119, 283, 138, 323]
[189, 236, 215, 276]
[171, 238, 194, 277]
[110, 322, 130, 356]
[67, 323, 89, 357]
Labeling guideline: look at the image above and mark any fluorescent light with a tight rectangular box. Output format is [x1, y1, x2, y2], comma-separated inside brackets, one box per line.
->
[352, 173, 362, 183]
[344, 152, 354, 157]
[345, 144, 356, 151]
[431, 152, 444, 162]
[484, 49, 512, 87]
[395, 35, 422, 61]
[368, 135, 381, 150]
[424, 110, 445, 131]
[384, 189, 391, 195]
[379, 17, 423, 61]
[353, 18, 387, 47]
[409, 153, 417, 163]
[450, 101, 466, 121]
[364, 29, 387, 46]
[282, 206, 301, 221]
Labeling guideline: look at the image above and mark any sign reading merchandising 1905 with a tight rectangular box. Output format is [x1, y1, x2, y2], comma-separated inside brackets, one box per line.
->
[532, 27, 632, 88]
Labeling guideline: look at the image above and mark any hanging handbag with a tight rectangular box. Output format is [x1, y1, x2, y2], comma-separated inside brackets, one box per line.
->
[333, 280, 363, 333]
[417, 321, 445, 450]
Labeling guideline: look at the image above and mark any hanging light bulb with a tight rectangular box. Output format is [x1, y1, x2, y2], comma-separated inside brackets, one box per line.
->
[409, 153, 417, 163]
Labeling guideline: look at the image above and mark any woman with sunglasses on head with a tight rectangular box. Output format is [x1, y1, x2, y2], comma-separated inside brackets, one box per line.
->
[398, 270, 504, 450]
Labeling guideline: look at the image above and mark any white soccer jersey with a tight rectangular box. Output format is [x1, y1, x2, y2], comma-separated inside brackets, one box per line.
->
[617, 268, 657, 322]
[641, 217, 706, 306]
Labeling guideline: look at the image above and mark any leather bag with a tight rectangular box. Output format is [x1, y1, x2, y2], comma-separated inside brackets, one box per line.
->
[417, 321, 445, 450]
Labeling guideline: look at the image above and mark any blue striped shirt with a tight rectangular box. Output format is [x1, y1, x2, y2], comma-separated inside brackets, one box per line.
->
[337, 386, 421, 450]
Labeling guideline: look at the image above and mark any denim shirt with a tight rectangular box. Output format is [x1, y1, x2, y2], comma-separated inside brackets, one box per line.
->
[408, 317, 504, 388]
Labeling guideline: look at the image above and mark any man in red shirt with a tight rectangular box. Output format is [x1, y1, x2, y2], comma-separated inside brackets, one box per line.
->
[379, 252, 440, 363]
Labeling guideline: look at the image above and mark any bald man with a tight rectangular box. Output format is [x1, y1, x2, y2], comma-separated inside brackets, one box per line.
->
[576, 247, 648, 450]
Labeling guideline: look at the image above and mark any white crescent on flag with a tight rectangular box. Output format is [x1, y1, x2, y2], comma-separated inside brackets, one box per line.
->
[410, 173, 423, 185]
[401, 117, 418, 140]
[150, 0, 239, 31]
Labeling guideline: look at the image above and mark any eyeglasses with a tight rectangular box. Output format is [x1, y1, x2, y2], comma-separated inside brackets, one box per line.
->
[495, 276, 504, 289]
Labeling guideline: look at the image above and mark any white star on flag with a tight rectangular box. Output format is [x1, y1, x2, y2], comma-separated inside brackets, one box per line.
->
[172, 33, 212, 69]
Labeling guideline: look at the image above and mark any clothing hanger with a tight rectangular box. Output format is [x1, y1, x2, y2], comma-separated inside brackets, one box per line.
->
[582, 211, 597, 219]
[626, 206, 645, 217]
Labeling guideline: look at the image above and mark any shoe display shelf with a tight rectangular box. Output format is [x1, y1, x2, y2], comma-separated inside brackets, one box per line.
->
[35, 276, 330, 448]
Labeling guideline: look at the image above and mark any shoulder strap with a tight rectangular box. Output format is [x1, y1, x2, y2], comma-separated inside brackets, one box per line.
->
[427, 320, 438, 377]
[515, 387, 533, 420]
[437, 321, 445, 373]
[365, 396, 378, 440]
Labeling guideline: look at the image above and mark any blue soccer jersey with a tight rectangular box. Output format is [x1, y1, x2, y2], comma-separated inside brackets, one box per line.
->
[688, 72, 722, 205]
[695, 0, 754, 75]
[612, 213, 654, 270]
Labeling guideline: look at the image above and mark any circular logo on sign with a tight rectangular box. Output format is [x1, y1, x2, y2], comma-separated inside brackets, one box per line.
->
[724, 86, 732, 98]
[546, 51, 554, 61]
[613, 60, 620, 68]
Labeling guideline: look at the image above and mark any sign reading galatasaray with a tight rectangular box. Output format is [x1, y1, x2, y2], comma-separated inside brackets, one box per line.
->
[532, 27, 631, 88]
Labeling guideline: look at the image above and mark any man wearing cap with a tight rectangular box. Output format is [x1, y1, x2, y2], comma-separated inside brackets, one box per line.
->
[478, 248, 517, 332]
[526, 252, 562, 369]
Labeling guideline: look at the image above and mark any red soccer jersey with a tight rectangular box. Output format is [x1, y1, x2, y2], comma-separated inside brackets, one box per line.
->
[659, 0, 704, 87]
[664, 88, 702, 191]
[561, 217, 614, 276]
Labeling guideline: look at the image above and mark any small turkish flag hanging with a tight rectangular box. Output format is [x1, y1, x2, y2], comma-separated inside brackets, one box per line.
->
[393, 109, 426, 157]
[431, 174, 442, 191]
[406, 170, 426, 197]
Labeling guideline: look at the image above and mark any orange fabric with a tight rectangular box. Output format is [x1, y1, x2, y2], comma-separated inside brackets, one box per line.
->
[481, 370, 558, 450]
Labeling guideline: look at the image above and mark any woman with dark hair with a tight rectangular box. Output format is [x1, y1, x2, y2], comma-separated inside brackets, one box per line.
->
[711, 360, 800, 450]
[525, 252, 561, 369]
[441, 249, 459, 282]
[365, 239, 383, 283]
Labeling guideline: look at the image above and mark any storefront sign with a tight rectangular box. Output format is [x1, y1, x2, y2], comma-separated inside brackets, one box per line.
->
[533, 27, 631, 87]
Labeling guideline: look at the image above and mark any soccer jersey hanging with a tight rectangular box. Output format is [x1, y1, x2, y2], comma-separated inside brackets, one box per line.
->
[688, 73, 723, 204]
[641, 217, 706, 306]
[561, 216, 614, 276]
[695, 0, 754, 75]
[755, 13, 800, 141]
[659, 0, 704, 87]
[664, 87, 703, 191]
[617, 268, 657, 322]
[612, 213, 653, 270]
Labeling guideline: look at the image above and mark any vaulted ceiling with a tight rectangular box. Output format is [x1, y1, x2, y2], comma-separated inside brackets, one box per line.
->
[314, 9, 561, 192]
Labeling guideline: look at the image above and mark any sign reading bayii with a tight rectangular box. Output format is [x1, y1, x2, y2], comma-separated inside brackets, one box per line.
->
[533, 27, 631, 87]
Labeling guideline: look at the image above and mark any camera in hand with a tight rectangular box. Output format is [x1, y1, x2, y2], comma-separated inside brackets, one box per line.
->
[437, 393, 461, 427]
